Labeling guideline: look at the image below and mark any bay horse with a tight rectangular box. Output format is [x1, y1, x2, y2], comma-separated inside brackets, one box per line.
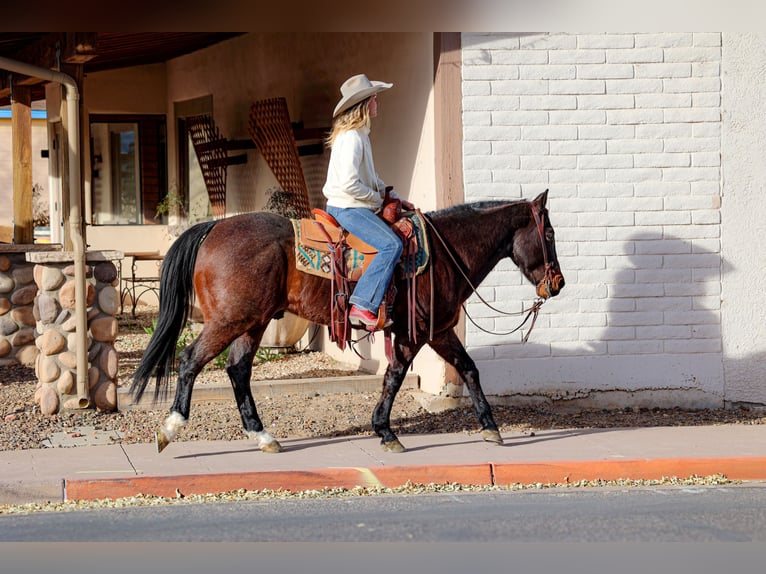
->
[131, 190, 564, 453]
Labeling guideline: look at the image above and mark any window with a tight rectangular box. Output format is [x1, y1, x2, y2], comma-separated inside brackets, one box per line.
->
[90, 114, 167, 225]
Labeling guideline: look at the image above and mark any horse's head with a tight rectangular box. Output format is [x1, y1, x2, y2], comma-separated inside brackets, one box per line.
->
[511, 190, 565, 299]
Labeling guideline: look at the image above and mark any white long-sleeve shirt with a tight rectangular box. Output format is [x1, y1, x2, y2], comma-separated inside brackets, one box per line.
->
[322, 126, 399, 210]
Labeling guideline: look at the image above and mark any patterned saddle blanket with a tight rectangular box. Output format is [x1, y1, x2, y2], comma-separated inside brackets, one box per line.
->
[291, 211, 430, 281]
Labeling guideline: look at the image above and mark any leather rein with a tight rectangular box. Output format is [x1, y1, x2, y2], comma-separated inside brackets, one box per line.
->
[422, 200, 551, 342]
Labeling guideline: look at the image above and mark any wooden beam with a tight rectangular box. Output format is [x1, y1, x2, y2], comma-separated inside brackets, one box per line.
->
[12, 85, 34, 244]
[433, 32, 464, 210]
[0, 33, 97, 98]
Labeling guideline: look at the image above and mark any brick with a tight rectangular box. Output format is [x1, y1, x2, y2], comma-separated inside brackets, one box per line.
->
[549, 50, 605, 64]
[608, 312, 664, 327]
[492, 50, 548, 65]
[463, 95, 520, 111]
[492, 169, 548, 184]
[578, 241, 634, 257]
[607, 48, 663, 63]
[608, 284, 664, 298]
[578, 124, 634, 139]
[548, 79, 606, 94]
[463, 65, 520, 80]
[577, 154, 633, 169]
[664, 47, 721, 63]
[577, 34, 635, 49]
[664, 108, 721, 123]
[464, 155, 519, 170]
[550, 140, 606, 155]
[581, 326, 636, 340]
[519, 95, 577, 110]
[463, 49, 491, 66]
[662, 167, 720, 183]
[693, 33, 722, 47]
[634, 211, 691, 226]
[608, 340, 663, 354]
[463, 126, 520, 141]
[637, 325, 691, 339]
[462, 81, 491, 96]
[491, 110, 548, 125]
[664, 311, 720, 326]
[606, 168, 661, 183]
[663, 137, 719, 152]
[518, 64, 576, 80]
[607, 139, 662, 154]
[664, 195, 718, 211]
[577, 94, 635, 109]
[635, 33, 693, 48]
[607, 109, 664, 124]
[634, 63, 692, 78]
[634, 239, 690, 255]
[578, 211, 634, 227]
[606, 197, 663, 212]
[636, 296, 691, 312]
[463, 111, 491, 126]
[492, 140, 548, 154]
[634, 153, 691, 168]
[492, 79, 547, 94]
[520, 155, 577, 170]
[664, 77, 721, 93]
[692, 62, 720, 77]
[549, 110, 605, 125]
[464, 141, 492, 155]
[606, 78, 663, 94]
[462, 33, 519, 50]
[692, 92, 720, 107]
[636, 123, 693, 139]
[521, 125, 577, 140]
[577, 64, 635, 79]
[550, 168, 605, 184]
[519, 34, 576, 50]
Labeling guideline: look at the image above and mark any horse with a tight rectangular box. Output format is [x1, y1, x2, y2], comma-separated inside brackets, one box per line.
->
[131, 190, 564, 453]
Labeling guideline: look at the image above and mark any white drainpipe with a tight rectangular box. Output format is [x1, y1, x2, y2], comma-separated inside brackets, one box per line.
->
[0, 55, 90, 408]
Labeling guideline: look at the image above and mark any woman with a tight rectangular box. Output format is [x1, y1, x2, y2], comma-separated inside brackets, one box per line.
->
[323, 73, 414, 330]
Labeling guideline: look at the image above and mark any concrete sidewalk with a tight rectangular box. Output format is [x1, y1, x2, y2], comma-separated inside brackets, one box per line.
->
[2, 423, 766, 506]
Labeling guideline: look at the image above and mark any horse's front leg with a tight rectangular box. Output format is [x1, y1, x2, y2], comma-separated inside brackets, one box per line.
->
[226, 330, 282, 453]
[428, 330, 503, 445]
[372, 337, 420, 452]
[157, 325, 233, 453]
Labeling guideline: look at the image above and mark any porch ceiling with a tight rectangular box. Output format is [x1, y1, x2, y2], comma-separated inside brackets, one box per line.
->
[0, 32, 243, 105]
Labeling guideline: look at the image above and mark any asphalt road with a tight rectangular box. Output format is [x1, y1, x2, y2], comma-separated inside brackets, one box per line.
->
[3, 484, 766, 543]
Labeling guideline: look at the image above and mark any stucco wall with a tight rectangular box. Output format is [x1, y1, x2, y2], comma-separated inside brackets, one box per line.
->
[461, 32, 732, 408]
[720, 33, 766, 405]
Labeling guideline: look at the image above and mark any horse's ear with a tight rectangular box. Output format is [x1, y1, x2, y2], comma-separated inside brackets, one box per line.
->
[533, 189, 549, 209]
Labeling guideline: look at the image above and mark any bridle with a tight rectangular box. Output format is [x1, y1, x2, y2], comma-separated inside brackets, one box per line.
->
[423, 200, 555, 342]
[530, 200, 558, 300]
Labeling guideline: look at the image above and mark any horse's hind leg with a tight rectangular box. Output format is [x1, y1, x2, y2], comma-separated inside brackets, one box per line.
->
[428, 330, 503, 445]
[226, 330, 282, 453]
[157, 324, 233, 452]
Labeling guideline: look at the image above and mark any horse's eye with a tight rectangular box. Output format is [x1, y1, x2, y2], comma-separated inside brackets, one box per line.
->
[545, 229, 554, 241]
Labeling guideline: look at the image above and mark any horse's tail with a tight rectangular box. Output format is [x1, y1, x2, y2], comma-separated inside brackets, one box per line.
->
[130, 219, 218, 404]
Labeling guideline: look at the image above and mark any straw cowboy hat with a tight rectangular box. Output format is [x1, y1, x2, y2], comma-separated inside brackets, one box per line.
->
[333, 73, 393, 117]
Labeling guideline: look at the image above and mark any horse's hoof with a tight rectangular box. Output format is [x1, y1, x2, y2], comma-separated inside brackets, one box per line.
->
[482, 429, 504, 445]
[382, 439, 406, 453]
[156, 430, 170, 453]
[260, 440, 283, 453]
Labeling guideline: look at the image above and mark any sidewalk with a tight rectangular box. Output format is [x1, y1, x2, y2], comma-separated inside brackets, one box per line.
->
[2, 423, 766, 506]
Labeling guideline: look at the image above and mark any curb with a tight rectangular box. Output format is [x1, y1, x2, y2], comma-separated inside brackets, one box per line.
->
[63, 456, 766, 501]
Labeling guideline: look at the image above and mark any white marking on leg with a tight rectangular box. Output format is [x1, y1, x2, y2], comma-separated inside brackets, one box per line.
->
[161, 411, 187, 443]
[247, 430, 279, 449]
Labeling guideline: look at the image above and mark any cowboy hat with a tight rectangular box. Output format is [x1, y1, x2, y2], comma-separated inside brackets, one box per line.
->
[333, 73, 393, 117]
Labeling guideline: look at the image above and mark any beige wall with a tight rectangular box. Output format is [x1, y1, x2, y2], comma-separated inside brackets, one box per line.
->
[0, 117, 50, 230]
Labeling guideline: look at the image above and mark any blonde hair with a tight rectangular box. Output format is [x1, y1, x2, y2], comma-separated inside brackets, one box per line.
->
[325, 98, 372, 148]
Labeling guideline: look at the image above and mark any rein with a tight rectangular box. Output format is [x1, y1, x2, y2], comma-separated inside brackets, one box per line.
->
[422, 203, 547, 342]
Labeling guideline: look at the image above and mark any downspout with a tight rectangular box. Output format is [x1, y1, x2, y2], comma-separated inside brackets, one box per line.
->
[0, 56, 90, 408]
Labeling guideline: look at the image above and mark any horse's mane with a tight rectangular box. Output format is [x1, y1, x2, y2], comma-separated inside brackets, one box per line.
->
[428, 198, 528, 219]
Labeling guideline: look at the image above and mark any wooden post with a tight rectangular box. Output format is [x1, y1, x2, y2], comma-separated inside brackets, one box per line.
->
[12, 84, 33, 244]
[433, 33, 466, 396]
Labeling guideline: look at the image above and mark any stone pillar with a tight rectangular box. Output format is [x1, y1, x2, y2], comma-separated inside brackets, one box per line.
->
[26, 250, 123, 414]
[0, 252, 39, 367]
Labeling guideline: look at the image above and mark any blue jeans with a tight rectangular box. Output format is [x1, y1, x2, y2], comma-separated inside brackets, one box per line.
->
[326, 205, 403, 312]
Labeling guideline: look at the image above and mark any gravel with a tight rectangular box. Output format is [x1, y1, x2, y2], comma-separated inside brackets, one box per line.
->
[2, 307, 765, 453]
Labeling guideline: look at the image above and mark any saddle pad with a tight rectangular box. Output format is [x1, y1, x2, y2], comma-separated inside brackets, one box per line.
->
[291, 212, 430, 281]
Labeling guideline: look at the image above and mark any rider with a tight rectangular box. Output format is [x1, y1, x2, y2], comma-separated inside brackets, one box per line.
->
[323, 73, 414, 330]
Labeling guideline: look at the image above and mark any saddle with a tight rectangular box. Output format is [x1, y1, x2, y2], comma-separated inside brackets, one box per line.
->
[291, 206, 429, 357]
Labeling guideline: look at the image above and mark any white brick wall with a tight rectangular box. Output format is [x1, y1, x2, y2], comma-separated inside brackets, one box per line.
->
[461, 32, 725, 408]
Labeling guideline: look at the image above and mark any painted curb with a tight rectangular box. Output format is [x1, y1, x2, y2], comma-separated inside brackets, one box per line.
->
[63, 457, 766, 501]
